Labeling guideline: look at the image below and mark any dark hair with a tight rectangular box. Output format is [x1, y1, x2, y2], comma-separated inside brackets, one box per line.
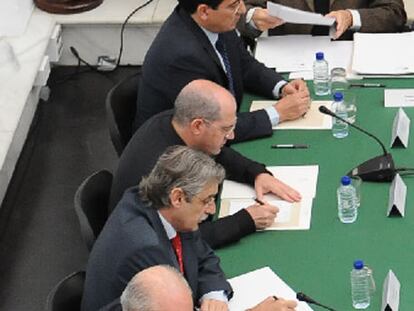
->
[178, 0, 224, 14]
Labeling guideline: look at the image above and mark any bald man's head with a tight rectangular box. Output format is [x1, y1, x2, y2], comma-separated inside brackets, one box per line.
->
[121, 265, 193, 311]
[173, 79, 237, 126]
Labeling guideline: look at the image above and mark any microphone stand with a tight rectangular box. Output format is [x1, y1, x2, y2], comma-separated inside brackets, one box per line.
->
[319, 106, 396, 182]
[297, 292, 337, 311]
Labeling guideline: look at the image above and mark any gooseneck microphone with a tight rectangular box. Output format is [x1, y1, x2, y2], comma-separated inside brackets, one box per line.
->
[297, 292, 337, 311]
[319, 105, 396, 182]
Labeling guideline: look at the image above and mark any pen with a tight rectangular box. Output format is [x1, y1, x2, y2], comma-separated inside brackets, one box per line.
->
[254, 198, 265, 205]
[350, 83, 385, 88]
[271, 144, 309, 149]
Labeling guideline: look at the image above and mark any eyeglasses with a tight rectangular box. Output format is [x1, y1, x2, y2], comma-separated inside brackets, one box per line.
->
[225, 0, 242, 15]
[193, 194, 216, 206]
[203, 119, 237, 138]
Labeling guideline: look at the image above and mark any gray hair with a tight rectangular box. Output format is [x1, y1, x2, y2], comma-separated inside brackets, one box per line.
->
[120, 265, 191, 311]
[139, 145, 225, 209]
[173, 80, 222, 125]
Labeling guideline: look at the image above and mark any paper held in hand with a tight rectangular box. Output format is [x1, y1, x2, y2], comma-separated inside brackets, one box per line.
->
[267, 2, 335, 26]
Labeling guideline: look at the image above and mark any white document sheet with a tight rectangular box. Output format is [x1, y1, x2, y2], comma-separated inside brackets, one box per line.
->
[228, 267, 313, 311]
[250, 100, 332, 130]
[384, 89, 414, 107]
[255, 35, 353, 72]
[221, 165, 319, 199]
[267, 2, 334, 26]
[0, 0, 34, 37]
[352, 32, 414, 75]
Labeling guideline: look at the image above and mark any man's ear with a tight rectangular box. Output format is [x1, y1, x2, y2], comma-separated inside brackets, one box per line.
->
[190, 118, 204, 136]
[196, 4, 210, 21]
[169, 187, 186, 208]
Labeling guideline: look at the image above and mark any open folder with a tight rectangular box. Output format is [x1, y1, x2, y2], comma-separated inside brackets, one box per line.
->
[219, 166, 319, 230]
[250, 100, 332, 130]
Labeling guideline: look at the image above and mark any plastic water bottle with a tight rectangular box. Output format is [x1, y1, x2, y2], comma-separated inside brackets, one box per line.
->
[313, 52, 330, 96]
[337, 176, 357, 223]
[332, 92, 349, 138]
[351, 260, 371, 309]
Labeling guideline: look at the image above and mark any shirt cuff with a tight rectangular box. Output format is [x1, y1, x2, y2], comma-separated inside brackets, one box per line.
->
[246, 8, 259, 30]
[200, 291, 229, 304]
[273, 80, 288, 99]
[264, 106, 280, 126]
[348, 9, 361, 31]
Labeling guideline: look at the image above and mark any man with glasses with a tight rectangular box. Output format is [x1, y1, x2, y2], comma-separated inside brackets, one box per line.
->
[109, 80, 301, 249]
[133, 0, 310, 143]
[82, 146, 233, 311]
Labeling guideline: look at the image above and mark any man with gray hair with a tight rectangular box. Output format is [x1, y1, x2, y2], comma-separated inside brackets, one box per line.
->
[82, 146, 233, 311]
[109, 79, 301, 249]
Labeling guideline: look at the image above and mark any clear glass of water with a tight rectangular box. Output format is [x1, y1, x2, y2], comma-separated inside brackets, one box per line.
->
[331, 67, 349, 94]
[351, 176, 362, 208]
[343, 91, 357, 124]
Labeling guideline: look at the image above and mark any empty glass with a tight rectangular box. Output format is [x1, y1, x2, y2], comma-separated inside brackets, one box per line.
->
[331, 67, 349, 94]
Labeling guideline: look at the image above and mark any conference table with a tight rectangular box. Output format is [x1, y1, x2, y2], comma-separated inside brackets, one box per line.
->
[216, 78, 414, 310]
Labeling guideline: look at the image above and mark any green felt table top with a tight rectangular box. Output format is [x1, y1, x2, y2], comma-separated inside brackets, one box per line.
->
[216, 78, 414, 310]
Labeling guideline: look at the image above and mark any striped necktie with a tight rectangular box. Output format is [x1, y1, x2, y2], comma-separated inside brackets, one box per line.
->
[171, 234, 184, 273]
[215, 34, 235, 96]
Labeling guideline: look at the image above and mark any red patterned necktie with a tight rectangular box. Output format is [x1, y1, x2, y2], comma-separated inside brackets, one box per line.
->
[171, 234, 184, 273]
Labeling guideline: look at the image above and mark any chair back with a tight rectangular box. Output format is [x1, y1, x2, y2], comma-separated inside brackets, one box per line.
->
[74, 169, 112, 252]
[45, 271, 85, 311]
[106, 73, 140, 156]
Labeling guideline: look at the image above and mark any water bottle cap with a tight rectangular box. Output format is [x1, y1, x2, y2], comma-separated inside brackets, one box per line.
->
[333, 92, 343, 101]
[353, 260, 364, 269]
[316, 52, 324, 60]
[341, 176, 351, 185]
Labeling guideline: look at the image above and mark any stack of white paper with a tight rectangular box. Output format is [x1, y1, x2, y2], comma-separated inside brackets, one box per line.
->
[255, 35, 353, 74]
[352, 32, 414, 75]
[228, 267, 313, 311]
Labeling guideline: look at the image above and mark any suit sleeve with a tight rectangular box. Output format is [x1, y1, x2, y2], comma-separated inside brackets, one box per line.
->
[232, 32, 284, 97]
[215, 146, 268, 185]
[199, 209, 255, 249]
[237, 0, 267, 39]
[192, 230, 234, 300]
[197, 147, 270, 249]
[357, 0, 407, 33]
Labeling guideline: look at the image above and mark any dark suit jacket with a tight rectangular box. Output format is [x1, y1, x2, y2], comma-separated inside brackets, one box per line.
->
[239, 0, 407, 40]
[109, 110, 265, 249]
[135, 5, 284, 142]
[82, 188, 232, 311]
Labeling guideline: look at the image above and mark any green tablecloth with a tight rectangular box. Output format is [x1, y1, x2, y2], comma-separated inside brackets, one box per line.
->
[216, 78, 414, 310]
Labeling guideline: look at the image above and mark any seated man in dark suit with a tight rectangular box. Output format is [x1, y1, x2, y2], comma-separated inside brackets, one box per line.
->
[82, 146, 233, 311]
[134, 0, 310, 142]
[103, 265, 298, 311]
[239, 0, 407, 40]
[109, 80, 301, 249]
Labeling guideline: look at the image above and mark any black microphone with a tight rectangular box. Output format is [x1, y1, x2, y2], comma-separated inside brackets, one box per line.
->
[319, 105, 395, 182]
[297, 292, 337, 311]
